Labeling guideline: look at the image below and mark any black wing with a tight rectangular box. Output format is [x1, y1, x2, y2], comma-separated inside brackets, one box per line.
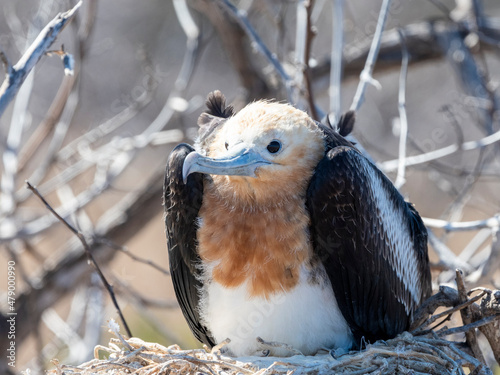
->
[306, 142, 431, 347]
[164, 143, 215, 347]
[164, 91, 233, 346]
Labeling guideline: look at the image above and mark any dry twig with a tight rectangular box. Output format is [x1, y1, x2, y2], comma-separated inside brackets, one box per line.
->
[216, 0, 293, 101]
[26, 181, 133, 338]
[349, 0, 390, 112]
[455, 269, 486, 364]
[295, 0, 319, 120]
[394, 29, 409, 189]
[0, 1, 82, 116]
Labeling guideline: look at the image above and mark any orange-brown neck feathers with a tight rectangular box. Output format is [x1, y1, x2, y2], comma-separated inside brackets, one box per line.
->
[198, 192, 311, 298]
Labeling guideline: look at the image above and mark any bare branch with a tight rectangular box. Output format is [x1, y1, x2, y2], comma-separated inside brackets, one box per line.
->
[423, 214, 500, 232]
[216, 0, 293, 101]
[16, 0, 97, 173]
[411, 285, 460, 331]
[0, 1, 82, 117]
[394, 29, 409, 189]
[17, 75, 76, 172]
[477, 229, 500, 284]
[413, 290, 486, 334]
[312, 18, 500, 83]
[437, 313, 500, 337]
[380, 127, 500, 172]
[349, 0, 390, 112]
[328, 0, 344, 125]
[2, 1, 499, 371]
[2, 166, 165, 354]
[100, 239, 170, 276]
[173, 0, 201, 92]
[111, 277, 177, 309]
[459, 228, 491, 263]
[26, 181, 133, 338]
[0, 60, 35, 217]
[456, 269, 486, 365]
[427, 230, 473, 273]
[436, 24, 497, 136]
[193, 1, 269, 100]
[295, 0, 319, 119]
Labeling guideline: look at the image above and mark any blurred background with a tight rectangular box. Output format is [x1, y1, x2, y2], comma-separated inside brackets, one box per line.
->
[0, 0, 500, 373]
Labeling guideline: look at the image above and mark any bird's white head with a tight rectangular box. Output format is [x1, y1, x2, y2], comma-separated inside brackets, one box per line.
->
[183, 101, 326, 205]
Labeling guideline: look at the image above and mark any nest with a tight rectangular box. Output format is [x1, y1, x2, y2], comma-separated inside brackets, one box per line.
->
[46, 272, 500, 375]
[45, 332, 488, 375]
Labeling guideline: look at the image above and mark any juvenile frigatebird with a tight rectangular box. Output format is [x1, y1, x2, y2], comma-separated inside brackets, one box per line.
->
[164, 91, 431, 356]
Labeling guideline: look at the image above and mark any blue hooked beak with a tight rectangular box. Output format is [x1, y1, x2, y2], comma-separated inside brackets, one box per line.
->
[182, 143, 271, 183]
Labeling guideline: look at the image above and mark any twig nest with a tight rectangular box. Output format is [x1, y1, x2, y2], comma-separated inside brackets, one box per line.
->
[46, 332, 487, 375]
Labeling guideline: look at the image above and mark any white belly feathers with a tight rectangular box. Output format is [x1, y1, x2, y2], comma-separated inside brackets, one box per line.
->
[199, 264, 353, 357]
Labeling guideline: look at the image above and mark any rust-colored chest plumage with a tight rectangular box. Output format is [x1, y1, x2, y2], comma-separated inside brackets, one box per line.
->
[197, 185, 313, 298]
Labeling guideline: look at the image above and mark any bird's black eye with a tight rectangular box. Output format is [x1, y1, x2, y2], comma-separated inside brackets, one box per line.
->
[224, 142, 229, 150]
[267, 140, 282, 154]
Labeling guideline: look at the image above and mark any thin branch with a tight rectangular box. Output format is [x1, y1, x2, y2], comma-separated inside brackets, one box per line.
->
[427, 229, 473, 273]
[394, 29, 409, 189]
[17, 0, 96, 173]
[22, 80, 81, 201]
[443, 340, 486, 373]
[194, 1, 269, 100]
[0, 1, 82, 117]
[438, 13, 498, 138]
[437, 313, 500, 337]
[349, 0, 391, 112]
[1, 62, 35, 216]
[312, 17, 500, 85]
[111, 276, 178, 309]
[48, 86, 155, 180]
[216, 0, 293, 101]
[423, 214, 500, 232]
[413, 291, 485, 334]
[26, 181, 133, 338]
[17, 75, 75, 172]
[109, 277, 189, 347]
[328, 0, 344, 125]
[120, 3, 201, 143]
[0, 3, 82, 223]
[294, 1, 306, 104]
[478, 229, 500, 283]
[456, 269, 486, 364]
[437, 111, 485, 226]
[411, 285, 461, 331]
[7, 168, 164, 351]
[295, 0, 318, 119]
[173, 0, 201, 92]
[98, 239, 170, 276]
[380, 127, 500, 172]
[459, 228, 491, 263]
[10, 5, 196, 212]
[173, 0, 199, 43]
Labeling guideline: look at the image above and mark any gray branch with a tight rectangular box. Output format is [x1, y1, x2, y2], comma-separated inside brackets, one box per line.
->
[0, 1, 82, 117]
[349, 0, 391, 112]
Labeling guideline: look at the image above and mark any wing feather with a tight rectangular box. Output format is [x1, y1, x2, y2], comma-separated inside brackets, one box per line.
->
[164, 143, 215, 347]
[306, 144, 431, 347]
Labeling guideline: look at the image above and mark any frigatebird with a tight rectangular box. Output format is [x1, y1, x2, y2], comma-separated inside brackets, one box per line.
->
[164, 91, 431, 356]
